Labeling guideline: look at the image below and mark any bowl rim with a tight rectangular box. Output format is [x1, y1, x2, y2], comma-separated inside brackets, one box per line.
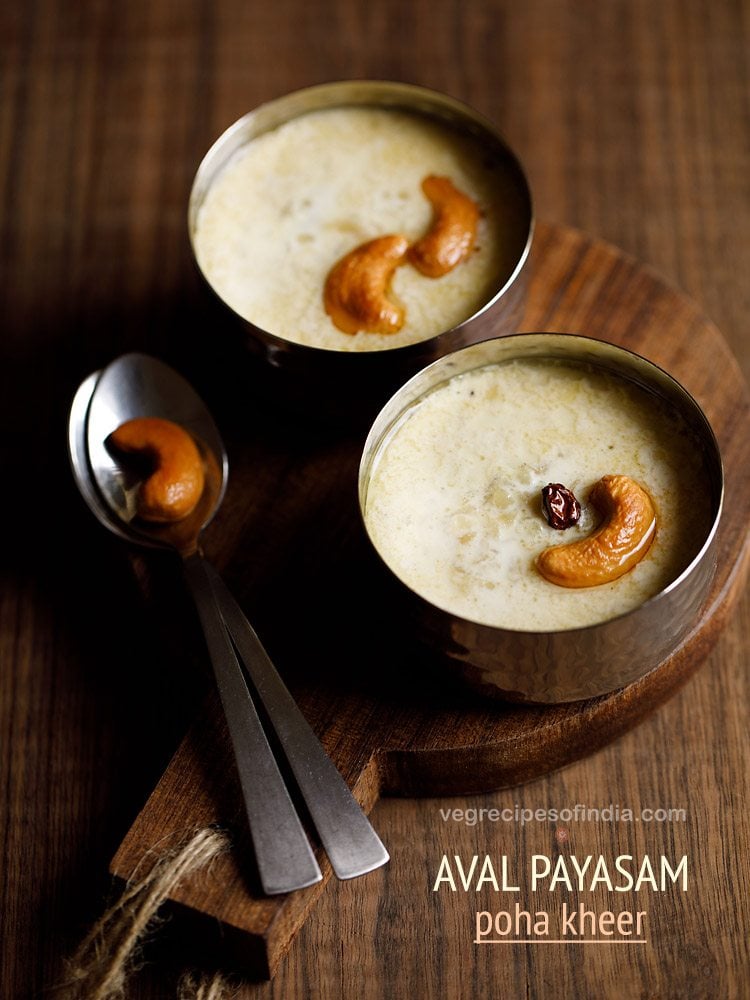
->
[358, 330, 725, 636]
[187, 79, 534, 358]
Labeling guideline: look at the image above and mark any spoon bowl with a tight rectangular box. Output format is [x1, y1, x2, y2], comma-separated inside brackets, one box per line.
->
[86, 353, 228, 555]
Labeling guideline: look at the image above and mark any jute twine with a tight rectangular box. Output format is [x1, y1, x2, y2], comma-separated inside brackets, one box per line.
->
[58, 827, 237, 1000]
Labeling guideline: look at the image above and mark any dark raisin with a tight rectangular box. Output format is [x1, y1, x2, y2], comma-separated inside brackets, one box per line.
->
[541, 483, 581, 530]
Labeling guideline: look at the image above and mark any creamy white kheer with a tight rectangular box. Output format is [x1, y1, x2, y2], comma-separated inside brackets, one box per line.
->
[193, 107, 520, 351]
[364, 358, 713, 630]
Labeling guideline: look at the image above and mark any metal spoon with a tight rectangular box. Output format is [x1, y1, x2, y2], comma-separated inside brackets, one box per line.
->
[69, 353, 388, 893]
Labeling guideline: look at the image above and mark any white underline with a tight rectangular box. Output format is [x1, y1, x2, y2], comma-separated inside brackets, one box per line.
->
[475, 939, 648, 945]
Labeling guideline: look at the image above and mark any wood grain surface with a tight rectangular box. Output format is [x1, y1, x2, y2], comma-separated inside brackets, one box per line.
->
[2, 1, 749, 998]
[110, 220, 750, 980]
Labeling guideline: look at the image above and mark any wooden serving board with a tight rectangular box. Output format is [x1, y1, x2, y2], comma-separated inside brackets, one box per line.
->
[111, 222, 750, 978]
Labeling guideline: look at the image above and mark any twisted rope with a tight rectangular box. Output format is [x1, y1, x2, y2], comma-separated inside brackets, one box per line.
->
[59, 828, 233, 999]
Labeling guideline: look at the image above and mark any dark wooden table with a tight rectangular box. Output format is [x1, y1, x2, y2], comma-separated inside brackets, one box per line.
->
[2, 1, 748, 997]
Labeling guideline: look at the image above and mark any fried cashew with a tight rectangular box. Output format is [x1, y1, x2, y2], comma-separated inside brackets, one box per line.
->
[108, 417, 205, 523]
[535, 475, 657, 588]
[324, 234, 410, 334]
[408, 175, 480, 278]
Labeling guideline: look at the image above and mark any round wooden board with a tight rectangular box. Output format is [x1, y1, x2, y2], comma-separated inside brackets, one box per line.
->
[112, 222, 750, 976]
[217, 218, 750, 798]
[369, 220, 750, 795]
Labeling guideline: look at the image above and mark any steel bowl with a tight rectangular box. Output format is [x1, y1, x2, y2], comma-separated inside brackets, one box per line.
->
[188, 81, 533, 412]
[358, 333, 724, 703]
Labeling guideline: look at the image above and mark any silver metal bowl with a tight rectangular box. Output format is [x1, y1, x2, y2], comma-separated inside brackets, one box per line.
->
[358, 333, 724, 703]
[188, 81, 533, 409]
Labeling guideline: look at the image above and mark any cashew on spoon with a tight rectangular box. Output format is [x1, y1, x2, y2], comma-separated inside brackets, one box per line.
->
[408, 175, 480, 278]
[107, 417, 206, 523]
[324, 234, 409, 335]
[536, 475, 657, 588]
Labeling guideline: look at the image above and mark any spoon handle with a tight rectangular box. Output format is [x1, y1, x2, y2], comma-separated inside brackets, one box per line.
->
[206, 565, 390, 881]
[182, 553, 322, 895]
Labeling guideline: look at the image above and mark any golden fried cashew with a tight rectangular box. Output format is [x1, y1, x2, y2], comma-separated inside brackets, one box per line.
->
[108, 417, 205, 523]
[535, 475, 657, 588]
[408, 175, 480, 278]
[324, 234, 410, 334]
